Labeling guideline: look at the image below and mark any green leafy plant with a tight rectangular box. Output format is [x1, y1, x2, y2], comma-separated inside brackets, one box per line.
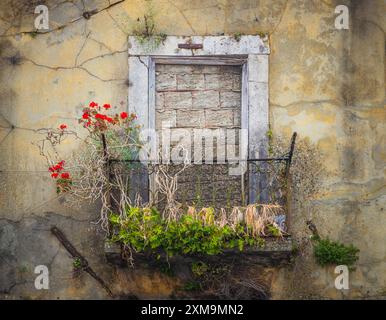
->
[29, 31, 38, 38]
[73, 257, 82, 270]
[312, 237, 359, 270]
[191, 261, 209, 277]
[109, 205, 266, 260]
[233, 32, 243, 42]
[183, 280, 201, 292]
[267, 224, 281, 237]
[133, 1, 167, 51]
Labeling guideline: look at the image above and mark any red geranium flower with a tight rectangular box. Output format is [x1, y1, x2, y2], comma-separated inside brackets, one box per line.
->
[61, 172, 70, 179]
[95, 113, 106, 120]
[82, 112, 89, 119]
[120, 112, 128, 119]
[59, 124, 67, 130]
[89, 101, 98, 108]
[51, 172, 59, 178]
[103, 104, 111, 110]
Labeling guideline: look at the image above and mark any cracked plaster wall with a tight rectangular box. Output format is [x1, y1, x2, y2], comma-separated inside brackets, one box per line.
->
[0, 0, 385, 299]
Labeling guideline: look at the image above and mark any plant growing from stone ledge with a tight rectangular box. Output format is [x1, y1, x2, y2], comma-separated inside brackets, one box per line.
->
[109, 203, 288, 265]
[233, 32, 244, 42]
[132, 0, 167, 52]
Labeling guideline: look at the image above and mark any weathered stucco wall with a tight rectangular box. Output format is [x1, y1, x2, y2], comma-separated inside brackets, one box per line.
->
[0, 0, 385, 299]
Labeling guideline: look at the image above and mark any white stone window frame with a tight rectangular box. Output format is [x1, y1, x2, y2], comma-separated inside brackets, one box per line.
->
[128, 36, 269, 203]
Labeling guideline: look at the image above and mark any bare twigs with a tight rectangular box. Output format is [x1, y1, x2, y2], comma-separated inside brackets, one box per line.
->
[32, 127, 79, 165]
[245, 204, 285, 237]
[151, 149, 191, 221]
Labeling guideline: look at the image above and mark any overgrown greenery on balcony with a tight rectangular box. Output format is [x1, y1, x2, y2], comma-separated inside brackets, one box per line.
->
[109, 204, 285, 260]
[34, 101, 359, 271]
[33, 101, 360, 298]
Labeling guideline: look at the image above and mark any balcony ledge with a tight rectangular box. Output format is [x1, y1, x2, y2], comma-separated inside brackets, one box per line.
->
[105, 236, 293, 268]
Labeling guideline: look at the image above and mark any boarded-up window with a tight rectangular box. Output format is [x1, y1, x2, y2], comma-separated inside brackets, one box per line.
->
[155, 64, 245, 209]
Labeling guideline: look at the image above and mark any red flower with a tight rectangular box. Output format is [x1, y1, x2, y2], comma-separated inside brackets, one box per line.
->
[120, 112, 128, 119]
[106, 116, 114, 123]
[61, 172, 70, 179]
[95, 113, 106, 120]
[49, 166, 55, 172]
[85, 120, 91, 127]
[51, 172, 59, 178]
[82, 112, 89, 119]
[103, 103, 111, 110]
[59, 124, 67, 130]
[89, 101, 98, 108]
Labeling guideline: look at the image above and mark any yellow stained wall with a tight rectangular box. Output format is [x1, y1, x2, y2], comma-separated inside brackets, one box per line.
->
[0, 0, 385, 299]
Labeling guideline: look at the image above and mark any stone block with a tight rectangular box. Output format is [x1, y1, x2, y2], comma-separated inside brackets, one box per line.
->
[220, 91, 241, 108]
[233, 109, 241, 126]
[177, 74, 205, 90]
[205, 109, 234, 127]
[156, 73, 177, 91]
[176, 110, 205, 127]
[232, 74, 242, 91]
[155, 110, 176, 129]
[164, 92, 192, 109]
[156, 64, 194, 74]
[193, 65, 220, 74]
[155, 92, 164, 109]
[248, 55, 268, 83]
[205, 74, 234, 90]
[192, 91, 219, 109]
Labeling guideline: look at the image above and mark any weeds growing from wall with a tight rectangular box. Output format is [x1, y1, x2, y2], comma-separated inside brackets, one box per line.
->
[132, 0, 167, 52]
[312, 236, 359, 270]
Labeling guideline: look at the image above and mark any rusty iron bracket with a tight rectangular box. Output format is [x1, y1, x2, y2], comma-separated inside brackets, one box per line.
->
[285, 132, 297, 178]
[178, 43, 203, 50]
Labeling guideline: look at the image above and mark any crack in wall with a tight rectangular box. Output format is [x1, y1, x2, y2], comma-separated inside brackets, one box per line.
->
[22, 50, 127, 82]
[268, 0, 289, 36]
[136, 56, 149, 69]
[0, 0, 127, 38]
[166, 0, 196, 34]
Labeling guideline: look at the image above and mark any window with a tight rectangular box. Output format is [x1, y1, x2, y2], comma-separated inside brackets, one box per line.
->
[128, 36, 269, 205]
